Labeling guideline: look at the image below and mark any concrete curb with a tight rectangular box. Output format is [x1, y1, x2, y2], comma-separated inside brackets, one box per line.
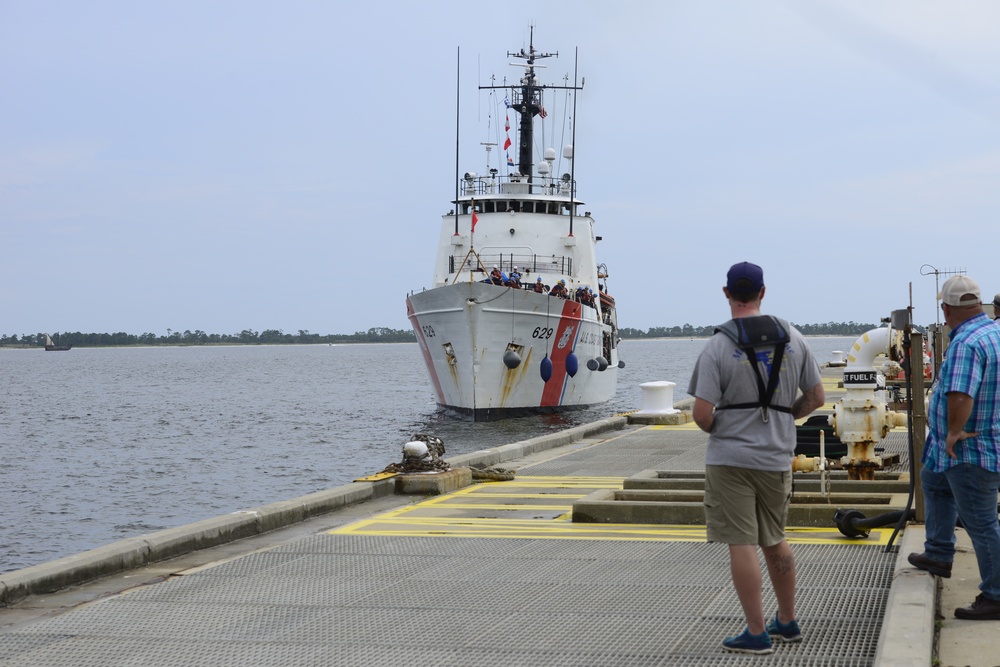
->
[873, 526, 935, 667]
[0, 477, 395, 607]
[0, 414, 629, 607]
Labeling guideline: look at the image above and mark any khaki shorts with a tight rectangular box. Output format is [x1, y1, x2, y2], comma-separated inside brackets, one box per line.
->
[704, 464, 792, 547]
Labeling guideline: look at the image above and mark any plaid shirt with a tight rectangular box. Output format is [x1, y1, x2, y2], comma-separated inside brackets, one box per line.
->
[923, 312, 1000, 473]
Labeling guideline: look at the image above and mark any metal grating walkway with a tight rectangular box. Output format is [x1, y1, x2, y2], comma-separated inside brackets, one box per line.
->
[0, 534, 894, 666]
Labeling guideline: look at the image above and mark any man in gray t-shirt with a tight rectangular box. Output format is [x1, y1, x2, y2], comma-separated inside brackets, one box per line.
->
[687, 261, 825, 655]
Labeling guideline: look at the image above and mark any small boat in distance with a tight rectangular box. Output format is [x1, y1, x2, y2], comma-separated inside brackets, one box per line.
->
[405, 31, 621, 420]
[44, 334, 72, 351]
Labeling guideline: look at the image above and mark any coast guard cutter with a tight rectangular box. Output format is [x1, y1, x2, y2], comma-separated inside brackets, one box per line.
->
[406, 34, 620, 420]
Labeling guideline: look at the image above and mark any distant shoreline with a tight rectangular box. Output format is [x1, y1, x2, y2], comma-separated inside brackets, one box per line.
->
[2, 322, 886, 350]
[0, 332, 868, 351]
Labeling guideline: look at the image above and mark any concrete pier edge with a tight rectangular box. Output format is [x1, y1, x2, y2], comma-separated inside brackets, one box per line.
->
[0, 414, 629, 607]
[872, 525, 936, 667]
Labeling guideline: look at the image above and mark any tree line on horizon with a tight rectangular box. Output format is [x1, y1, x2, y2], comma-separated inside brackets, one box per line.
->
[1, 321, 885, 348]
[0, 328, 417, 348]
[618, 320, 884, 339]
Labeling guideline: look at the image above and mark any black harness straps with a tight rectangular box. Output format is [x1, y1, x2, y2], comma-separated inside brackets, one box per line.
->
[714, 315, 792, 423]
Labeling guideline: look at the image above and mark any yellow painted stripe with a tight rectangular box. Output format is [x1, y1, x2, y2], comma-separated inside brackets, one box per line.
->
[353, 471, 398, 482]
[505, 476, 625, 483]
[647, 413, 843, 429]
[443, 494, 591, 501]
[330, 515, 896, 546]
[471, 482, 622, 488]
[647, 422, 703, 431]
[328, 475, 896, 546]
[413, 503, 575, 511]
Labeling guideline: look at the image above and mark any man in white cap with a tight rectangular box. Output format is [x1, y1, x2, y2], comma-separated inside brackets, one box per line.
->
[508, 266, 522, 288]
[909, 275, 1000, 620]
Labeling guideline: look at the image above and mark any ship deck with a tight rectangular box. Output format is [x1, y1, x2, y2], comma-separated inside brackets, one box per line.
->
[0, 367, 985, 666]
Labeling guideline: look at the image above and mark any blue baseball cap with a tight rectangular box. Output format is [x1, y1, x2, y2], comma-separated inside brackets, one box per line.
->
[727, 261, 764, 295]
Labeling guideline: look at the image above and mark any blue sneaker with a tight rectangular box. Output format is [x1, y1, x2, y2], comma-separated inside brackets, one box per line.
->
[766, 613, 802, 643]
[722, 627, 773, 654]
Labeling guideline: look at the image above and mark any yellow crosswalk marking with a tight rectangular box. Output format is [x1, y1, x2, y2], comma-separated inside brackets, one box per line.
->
[328, 477, 897, 545]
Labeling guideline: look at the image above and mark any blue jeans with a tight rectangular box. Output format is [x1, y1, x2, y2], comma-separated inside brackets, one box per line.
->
[921, 463, 1000, 600]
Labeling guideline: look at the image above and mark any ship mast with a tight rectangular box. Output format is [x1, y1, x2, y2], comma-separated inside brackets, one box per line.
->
[509, 29, 554, 182]
[480, 27, 582, 192]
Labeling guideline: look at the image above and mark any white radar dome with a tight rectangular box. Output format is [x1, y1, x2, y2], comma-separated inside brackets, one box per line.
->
[544, 147, 557, 161]
[537, 162, 550, 175]
[563, 144, 574, 160]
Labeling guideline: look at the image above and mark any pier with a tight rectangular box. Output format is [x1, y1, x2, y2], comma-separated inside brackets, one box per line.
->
[0, 368, 986, 666]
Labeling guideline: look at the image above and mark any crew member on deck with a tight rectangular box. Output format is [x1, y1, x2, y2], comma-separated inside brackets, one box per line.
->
[550, 279, 568, 299]
[509, 267, 522, 288]
[533, 277, 546, 293]
[490, 266, 505, 286]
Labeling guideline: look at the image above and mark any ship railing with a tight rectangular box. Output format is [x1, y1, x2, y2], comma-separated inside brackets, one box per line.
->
[449, 253, 573, 279]
[460, 173, 576, 198]
[444, 252, 606, 315]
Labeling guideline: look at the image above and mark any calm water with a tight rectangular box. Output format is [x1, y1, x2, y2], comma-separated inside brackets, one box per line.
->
[0, 337, 855, 573]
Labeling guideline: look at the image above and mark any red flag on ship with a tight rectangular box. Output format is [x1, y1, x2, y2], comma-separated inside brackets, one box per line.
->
[503, 136, 511, 150]
[471, 209, 478, 233]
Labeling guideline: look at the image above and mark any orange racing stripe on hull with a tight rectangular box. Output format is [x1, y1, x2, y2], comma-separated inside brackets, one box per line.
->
[540, 299, 582, 407]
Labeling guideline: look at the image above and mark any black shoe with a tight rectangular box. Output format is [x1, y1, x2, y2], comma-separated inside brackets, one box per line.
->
[955, 594, 1000, 620]
[907, 552, 952, 578]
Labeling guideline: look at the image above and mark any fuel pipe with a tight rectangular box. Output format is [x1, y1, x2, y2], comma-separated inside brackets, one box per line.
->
[833, 319, 918, 548]
[834, 508, 915, 540]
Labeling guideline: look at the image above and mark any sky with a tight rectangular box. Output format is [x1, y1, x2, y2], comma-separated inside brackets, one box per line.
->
[3, 0, 1000, 337]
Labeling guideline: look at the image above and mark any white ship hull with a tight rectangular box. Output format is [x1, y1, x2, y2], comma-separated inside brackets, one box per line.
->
[406, 32, 621, 420]
[407, 281, 618, 419]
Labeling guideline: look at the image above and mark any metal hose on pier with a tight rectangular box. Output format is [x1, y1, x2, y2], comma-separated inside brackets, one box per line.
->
[834, 508, 916, 539]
